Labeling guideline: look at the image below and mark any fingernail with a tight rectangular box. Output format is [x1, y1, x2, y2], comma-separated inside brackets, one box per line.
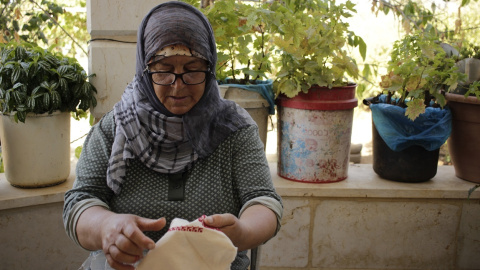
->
[206, 216, 213, 223]
[148, 243, 155, 250]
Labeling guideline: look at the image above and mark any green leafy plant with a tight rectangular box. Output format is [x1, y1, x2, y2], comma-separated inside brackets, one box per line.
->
[454, 42, 480, 99]
[267, 0, 366, 98]
[184, 0, 274, 84]
[458, 43, 480, 60]
[378, 32, 465, 120]
[360, 0, 479, 103]
[1, 0, 90, 58]
[0, 41, 97, 123]
[0, 0, 64, 44]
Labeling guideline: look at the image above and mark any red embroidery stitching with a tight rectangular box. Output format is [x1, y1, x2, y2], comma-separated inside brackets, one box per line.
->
[168, 225, 204, 233]
[168, 215, 220, 233]
[167, 216, 223, 232]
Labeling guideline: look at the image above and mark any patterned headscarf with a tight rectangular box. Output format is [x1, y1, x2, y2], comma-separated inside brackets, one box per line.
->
[107, 1, 255, 194]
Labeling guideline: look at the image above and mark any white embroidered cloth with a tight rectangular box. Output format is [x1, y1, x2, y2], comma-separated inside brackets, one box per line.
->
[136, 216, 237, 270]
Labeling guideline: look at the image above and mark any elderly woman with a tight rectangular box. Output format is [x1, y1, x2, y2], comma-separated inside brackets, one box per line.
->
[63, 2, 283, 270]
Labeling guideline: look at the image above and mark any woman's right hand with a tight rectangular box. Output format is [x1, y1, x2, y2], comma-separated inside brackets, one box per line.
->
[100, 214, 166, 270]
[77, 207, 166, 270]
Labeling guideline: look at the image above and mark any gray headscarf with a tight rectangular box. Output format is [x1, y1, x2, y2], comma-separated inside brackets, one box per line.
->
[107, 1, 255, 194]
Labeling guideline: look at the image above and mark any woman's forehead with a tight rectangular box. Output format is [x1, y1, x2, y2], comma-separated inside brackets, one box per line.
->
[154, 44, 206, 59]
[149, 55, 207, 66]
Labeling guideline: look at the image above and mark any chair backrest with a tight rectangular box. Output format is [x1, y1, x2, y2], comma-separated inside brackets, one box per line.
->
[249, 246, 261, 270]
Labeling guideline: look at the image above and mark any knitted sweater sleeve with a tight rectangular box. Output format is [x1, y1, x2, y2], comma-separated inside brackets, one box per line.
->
[63, 111, 116, 246]
[230, 125, 283, 234]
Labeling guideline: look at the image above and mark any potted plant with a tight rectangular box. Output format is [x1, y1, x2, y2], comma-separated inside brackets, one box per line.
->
[445, 43, 480, 184]
[267, 0, 366, 183]
[183, 0, 276, 148]
[0, 41, 97, 188]
[364, 33, 465, 182]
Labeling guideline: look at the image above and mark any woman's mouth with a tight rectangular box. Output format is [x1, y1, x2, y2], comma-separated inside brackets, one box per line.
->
[170, 96, 187, 101]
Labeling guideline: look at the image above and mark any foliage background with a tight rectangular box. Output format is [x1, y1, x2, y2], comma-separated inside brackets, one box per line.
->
[0, 0, 89, 59]
[0, 0, 479, 170]
[3, 0, 477, 98]
[352, 0, 480, 101]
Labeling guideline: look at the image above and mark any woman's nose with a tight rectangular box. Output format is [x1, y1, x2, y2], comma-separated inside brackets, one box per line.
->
[172, 74, 186, 88]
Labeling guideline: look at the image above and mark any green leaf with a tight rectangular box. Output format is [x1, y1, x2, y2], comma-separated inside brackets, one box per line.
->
[16, 111, 26, 123]
[405, 98, 425, 121]
[12, 90, 24, 104]
[25, 96, 33, 110]
[75, 146, 83, 159]
[357, 37, 367, 61]
[51, 91, 61, 108]
[38, 60, 51, 70]
[32, 85, 42, 95]
[11, 67, 22, 84]
[58, 78, 68, 91]
[57, 65, 70, 75]
[43, 93, 51, 109]
[12, 82, 25, 91]
[278, 79, 299, 98]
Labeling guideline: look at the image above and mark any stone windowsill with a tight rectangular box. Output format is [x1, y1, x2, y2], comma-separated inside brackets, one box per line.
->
[1, 162, 479, 211]
[0, 164, 77, 211]
[271, 163, 480, 200]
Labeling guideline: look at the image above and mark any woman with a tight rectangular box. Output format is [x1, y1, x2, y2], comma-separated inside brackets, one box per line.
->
[63, 2, 283, 270]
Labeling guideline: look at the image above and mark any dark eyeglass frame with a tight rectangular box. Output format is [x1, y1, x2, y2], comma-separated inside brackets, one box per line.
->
[147, 70, 210, 86]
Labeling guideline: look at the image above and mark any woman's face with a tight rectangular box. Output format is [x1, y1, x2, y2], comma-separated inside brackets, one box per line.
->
[148, 55, 208, 115]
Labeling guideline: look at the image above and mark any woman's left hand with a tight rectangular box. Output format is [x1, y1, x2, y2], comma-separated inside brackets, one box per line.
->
[204, 213, 246, 249]
[203, 204, 277, 251]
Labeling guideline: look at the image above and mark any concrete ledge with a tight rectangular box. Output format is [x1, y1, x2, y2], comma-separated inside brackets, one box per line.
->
[1, 163, 478, 211]
[0, 166, 76, 211]
[271, 163, 480, 200]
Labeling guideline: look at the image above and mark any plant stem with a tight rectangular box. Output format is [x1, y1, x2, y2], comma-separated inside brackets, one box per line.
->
[253, 29, 265, 82]
[228, 41, 236, 81]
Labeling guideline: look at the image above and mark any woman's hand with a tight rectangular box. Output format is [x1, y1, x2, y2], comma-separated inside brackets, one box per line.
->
[76, 206, 166, 270]
[204, 204, 277, 251]
[101, 214, 166, 270]
[204, 213, 246, 249]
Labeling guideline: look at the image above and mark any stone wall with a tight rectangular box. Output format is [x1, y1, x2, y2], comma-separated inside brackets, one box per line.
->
[86, 0, 167, 119]
[260, 164, 480, 269]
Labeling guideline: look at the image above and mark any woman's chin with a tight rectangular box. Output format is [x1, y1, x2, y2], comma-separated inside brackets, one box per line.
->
[166, 105, 191, 115]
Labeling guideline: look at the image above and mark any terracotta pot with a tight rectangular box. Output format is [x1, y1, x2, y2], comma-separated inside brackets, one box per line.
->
[276, 84, 357, 183]
[445, 93, 480, 183]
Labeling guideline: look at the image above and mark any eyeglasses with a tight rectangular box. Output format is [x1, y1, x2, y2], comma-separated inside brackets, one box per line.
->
[147, 70, 209, 86]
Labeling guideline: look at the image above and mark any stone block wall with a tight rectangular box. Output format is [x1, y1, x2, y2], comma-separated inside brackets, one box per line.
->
[86, 0, 167, 119]
[259, 164, 480, 270]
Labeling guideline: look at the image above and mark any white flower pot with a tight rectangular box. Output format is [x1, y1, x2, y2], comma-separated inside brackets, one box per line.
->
[0, 111, 71, 188]
[219, 85, 270, 149]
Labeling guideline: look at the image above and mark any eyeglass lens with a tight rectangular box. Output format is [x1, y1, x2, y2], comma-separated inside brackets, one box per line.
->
[151, 72, 206, 85]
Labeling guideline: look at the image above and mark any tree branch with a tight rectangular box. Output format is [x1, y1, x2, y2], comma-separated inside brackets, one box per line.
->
[30, 0, 88, 57]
